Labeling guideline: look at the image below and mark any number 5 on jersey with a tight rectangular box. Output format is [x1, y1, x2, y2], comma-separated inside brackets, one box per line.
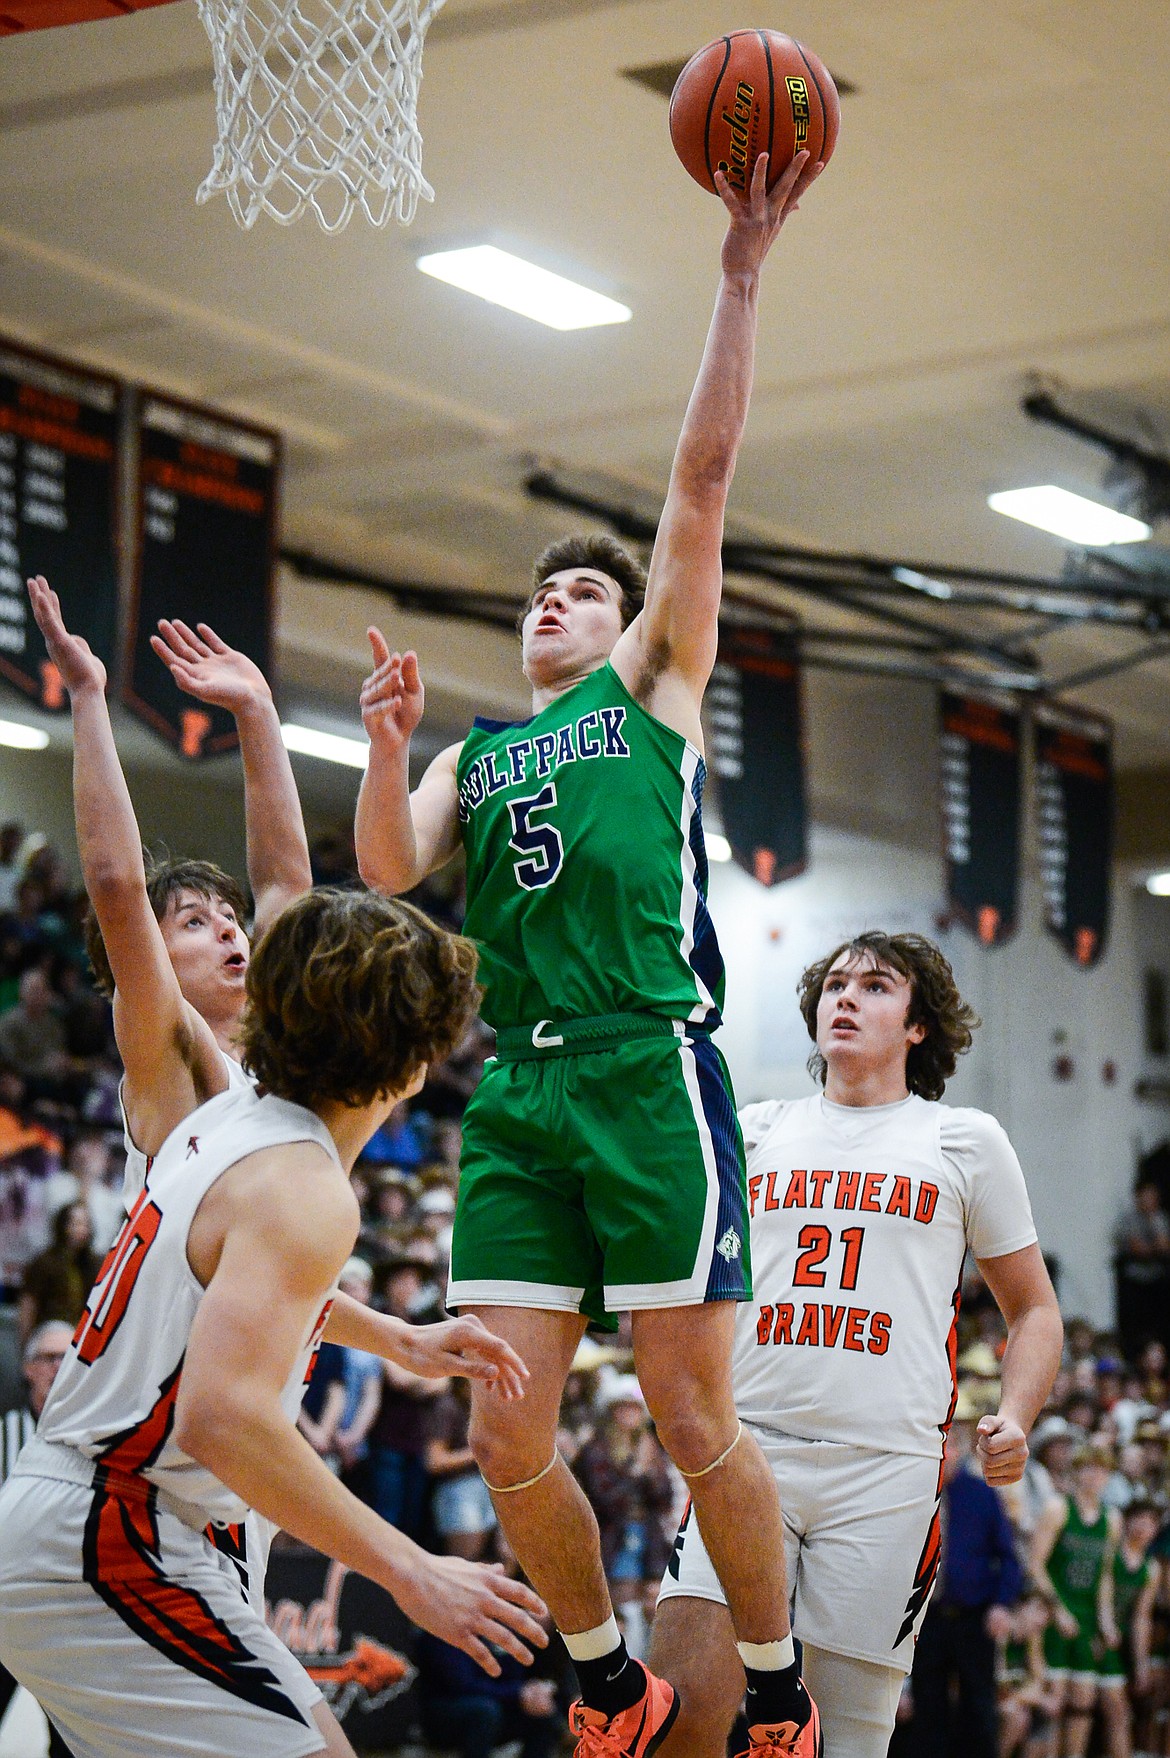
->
[73, 1190, 163, 1365]
[508, 783, 563, 890]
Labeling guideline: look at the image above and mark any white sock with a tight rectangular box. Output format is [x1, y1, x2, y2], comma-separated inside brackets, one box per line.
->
[563, 1615, 623, 1662]
[738, 1636, 796, 1671]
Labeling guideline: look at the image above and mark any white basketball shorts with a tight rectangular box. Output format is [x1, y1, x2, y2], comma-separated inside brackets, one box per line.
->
[656, 1427, 943, 1672]
[0, 1463, 325, 1758]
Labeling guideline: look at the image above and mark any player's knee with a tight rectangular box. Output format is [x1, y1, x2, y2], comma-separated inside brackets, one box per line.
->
[651, 1402, 732, 1477]
[467, 1401, 549, 1487]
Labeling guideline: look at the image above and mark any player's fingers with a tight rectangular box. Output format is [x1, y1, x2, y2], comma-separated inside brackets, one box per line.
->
[170, 618, 212, 658]
[156, 618, 202, 663]
[713, 167, 743, 221]
[491, 1574, 548, 1626]
[368, 627, 392, 667]
[149, 634, 180, 669]
[750, 150, 769, 206]
[479, 1618, 537, 1667]
[194, 623, 230, 653]
[462, 1635, 501, 1678]
[401, 651, 422, 691]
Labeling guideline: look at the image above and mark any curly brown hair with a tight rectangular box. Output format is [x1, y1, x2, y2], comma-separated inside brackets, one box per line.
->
[85, 856, 249, 998]
[518, 534, 647, 634]
[797, 930, 979, 1101]
[238, 887, 481, 1110]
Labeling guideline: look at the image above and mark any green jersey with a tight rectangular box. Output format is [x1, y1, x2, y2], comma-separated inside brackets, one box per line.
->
[457, 664, 724, 1032]
[1113, 1546, 1152, 1637]
[1050, 1498, 1110, 1612]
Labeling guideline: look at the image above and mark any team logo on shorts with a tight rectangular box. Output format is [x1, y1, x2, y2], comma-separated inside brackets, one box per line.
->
[716, 1226, 742, 1262]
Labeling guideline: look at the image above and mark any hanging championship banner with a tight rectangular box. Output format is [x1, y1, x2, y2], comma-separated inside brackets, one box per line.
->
[938, 692, 1022, 946]
[1034, 706, 1113, 967]
[265, 1549, 418, 1745]
[705, 628, 806, 886]
[125, 392, 279, 757]
[0, 338, 120, 708]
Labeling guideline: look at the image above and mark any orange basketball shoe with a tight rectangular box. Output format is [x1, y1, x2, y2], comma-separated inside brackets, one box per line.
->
[737, 1695, 824, 1758]
[568, 1660, 679, 1758]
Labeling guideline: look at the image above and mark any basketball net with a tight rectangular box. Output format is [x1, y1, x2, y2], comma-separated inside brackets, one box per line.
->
[195, 0, 446, 231]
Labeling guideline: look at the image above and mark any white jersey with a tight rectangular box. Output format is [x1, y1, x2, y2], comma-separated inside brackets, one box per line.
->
[734, 1092, 1037, 1458]
[120, 1050, 255, 1208]
[40, 1082, 341, 1527]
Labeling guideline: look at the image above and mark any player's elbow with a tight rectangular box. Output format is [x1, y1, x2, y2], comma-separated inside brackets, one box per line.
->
[355, 846, 411, 895]
[173, 1385, 249, 1472]
[86, 864, 146, 911]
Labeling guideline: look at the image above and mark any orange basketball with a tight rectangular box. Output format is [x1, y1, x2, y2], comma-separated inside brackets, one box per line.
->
[669, 29, 839, 197]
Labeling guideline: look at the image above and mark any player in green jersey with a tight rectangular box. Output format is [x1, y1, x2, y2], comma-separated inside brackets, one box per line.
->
[355, 149, 824, 1758]
[1097, 1499, 1161, 1758]
[1031, 1444, 1121, 1757]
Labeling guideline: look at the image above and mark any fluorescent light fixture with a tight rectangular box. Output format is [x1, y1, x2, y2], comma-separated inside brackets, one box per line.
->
[1146, 872, 1170, 897]
[893, 566, 954, 601]
[281, 723, 369, 770]
[0, 718, 49, 750]
[707, 833, 732, 863]
[989, 486, 1151, 546]
[417, 246, 631, 331]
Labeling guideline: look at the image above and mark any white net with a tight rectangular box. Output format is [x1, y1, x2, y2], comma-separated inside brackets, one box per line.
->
[195, 0, 446, 232]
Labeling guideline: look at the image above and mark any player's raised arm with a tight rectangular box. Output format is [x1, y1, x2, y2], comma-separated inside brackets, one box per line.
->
[26, 577, 224, 1129]
[354, 628, 462, 893]
[612, 150, 821, 714]
[178, 1143, 547, 1675]
[151, 619, 311, 938]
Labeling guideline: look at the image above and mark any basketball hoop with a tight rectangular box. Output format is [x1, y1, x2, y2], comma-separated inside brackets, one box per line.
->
[194, 0, 447, 232]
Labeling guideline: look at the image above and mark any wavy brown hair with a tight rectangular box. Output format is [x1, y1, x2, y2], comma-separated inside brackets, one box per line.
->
[238, 888, 481, 1110]
[797, 930, 979, 1101]
[85, 856, 249, 999]
[519, 533, 647, 633]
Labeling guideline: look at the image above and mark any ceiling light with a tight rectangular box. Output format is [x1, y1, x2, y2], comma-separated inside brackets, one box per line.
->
[988, 486, 1151, 546]
[893, 566, 954, 600]
[0, 718, 49, 750]
[281, 723, 369, 770]
[707, 833, 732, 863]
[1146, 872, 1170, 897]
[417, 247, 632, 331]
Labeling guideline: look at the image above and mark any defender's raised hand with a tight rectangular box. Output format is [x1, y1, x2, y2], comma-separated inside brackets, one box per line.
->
[360, 628, 425, 752]
[151, 619, 271, 713]
[715, 149, 823, 278]
[27, 576, 106, 697]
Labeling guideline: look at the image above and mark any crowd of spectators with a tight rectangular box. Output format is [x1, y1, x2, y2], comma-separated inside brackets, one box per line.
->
[3, 815, 1170, 1758]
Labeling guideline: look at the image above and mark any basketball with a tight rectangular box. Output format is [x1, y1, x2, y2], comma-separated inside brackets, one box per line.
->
[669, 29, 840, 197]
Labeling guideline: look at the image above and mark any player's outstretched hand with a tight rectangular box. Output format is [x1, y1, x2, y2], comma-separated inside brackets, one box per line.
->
[27, 575, 106, 696]
[975, 1412, 1028, 1486]
[399, 1555, 548, 1677]
[716, 149, 823, 278]
[397, 1313, 530, 1400]
[360, 628, 424, 754]
[151, 619, 271, 714]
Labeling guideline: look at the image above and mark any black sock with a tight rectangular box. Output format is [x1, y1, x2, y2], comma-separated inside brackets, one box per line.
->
[573, 1638, 644, 1718]
[743, 1662, 810, 1730]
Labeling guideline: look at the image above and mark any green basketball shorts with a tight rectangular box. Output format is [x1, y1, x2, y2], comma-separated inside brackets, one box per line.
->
[1043, 1613, 1102, 1680]
[447, 1015, 751, 1329]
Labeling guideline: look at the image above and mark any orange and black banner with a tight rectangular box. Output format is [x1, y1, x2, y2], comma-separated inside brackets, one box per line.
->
[706, 628, 806, 886]
[939, 692, 1022, 947]
[124, 392, 279, 758]
[265, 1547, 417, 1739]
[0, 337, 120, 708]
[1034, 707, 1113, 968]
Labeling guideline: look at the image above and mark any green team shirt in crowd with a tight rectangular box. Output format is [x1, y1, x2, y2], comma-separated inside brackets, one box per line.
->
[1112, 1547, 1152, 1637]
[1050, 1498, 1111, 1622]
[457, 663, 724, 1031]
